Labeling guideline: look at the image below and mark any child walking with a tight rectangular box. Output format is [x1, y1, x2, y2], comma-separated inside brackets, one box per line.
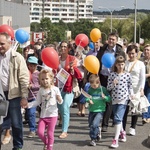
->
[27, 56, 40, 138]
[28, 69, 63, 150]
[86, 74, 111, 146]
[107, 56, 134, 148]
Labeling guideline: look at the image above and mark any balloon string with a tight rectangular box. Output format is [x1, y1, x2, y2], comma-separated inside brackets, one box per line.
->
[12, 41, 19, 52]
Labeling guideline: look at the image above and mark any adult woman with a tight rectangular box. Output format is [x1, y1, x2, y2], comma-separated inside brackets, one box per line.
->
[57, 41, 82, 139]
[123, 44, 145, 136]
[140, 44, 150, 123]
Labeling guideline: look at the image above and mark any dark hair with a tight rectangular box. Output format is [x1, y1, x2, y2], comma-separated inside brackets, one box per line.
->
[126, 44, 138, 54]
[113, 56, 125, 72]
[108, 32, 119, 40]
[60, 41, 68, 47]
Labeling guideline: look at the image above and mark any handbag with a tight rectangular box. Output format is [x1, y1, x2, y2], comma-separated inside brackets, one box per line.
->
[72, 78, 81, 99]
[0, 94, 9, 116]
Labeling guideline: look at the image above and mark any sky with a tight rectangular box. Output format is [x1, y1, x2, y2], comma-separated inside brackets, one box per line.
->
[93, 0, 150, 11]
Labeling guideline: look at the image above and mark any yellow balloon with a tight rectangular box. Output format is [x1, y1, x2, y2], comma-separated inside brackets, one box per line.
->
[90, 28, 101, 42]
[84, 55, 100, 74]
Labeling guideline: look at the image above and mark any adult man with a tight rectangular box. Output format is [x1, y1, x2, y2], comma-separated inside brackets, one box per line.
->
[0, 32, 29, 150]
[97, 32, 126, 132]
[83, 38, 102, 84]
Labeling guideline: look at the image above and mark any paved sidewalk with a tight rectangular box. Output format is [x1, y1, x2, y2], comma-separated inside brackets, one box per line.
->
[1, 107, 150, 150]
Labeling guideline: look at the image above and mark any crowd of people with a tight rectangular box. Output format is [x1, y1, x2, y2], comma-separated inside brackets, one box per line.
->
[0, 31, 150, 150]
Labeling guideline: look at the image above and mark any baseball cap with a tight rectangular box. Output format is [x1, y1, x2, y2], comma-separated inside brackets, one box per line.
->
[27, 56, 38, 64]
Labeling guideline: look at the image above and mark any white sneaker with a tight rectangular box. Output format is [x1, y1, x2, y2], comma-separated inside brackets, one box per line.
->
[90, 140, 96, 146]
[110, 139, 119, 148]
[96, 127, 102, 141]
[119, 131, 127, 142]
[129, 127, 136, 136]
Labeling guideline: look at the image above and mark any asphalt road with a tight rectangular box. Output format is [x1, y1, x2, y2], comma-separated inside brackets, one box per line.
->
[1, 107, 150, 150]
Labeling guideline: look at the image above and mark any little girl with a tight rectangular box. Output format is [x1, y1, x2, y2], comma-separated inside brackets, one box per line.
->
[28, 69, 63, 150]
[107, 56, 134, 148]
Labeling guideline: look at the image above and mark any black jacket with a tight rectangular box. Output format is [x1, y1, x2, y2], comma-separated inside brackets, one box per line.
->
[96, 44, 126, 77]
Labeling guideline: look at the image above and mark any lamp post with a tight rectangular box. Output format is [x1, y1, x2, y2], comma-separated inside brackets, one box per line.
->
[134, 0, 137, 43]
[136, 22, 141, 43]
[99, 7, 113, 32]
[132, 21, 141, 43]
[99, 6, 124, 32]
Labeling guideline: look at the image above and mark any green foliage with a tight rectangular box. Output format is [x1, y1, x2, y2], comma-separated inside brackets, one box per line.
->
[30, 13, 150, 45]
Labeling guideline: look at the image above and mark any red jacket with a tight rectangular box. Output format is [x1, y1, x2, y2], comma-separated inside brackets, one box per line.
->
[59, 55, 82, 93]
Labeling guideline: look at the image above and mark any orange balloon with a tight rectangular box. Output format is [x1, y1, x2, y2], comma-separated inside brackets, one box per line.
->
[90, 28, 101, 42]
[84, 55, 100, 74]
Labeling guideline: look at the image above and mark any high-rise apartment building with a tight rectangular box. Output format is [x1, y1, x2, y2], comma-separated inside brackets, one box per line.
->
[23, 0, 93, 23]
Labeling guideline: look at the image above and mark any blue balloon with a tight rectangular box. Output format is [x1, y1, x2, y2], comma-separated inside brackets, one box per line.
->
[89, 42, 94, 50]
[101, 53, 115, 68]
[15, 29, 29, 44]
[24, 31, 29, 42]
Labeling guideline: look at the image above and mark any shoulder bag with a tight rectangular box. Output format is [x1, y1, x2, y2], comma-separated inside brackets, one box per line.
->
[0, 94, 9, 117]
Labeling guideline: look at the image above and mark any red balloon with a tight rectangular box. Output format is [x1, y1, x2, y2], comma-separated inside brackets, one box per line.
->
[75, 33, 89, 47]
[0, 24, 14, 39]
[41, 47, 59, 69]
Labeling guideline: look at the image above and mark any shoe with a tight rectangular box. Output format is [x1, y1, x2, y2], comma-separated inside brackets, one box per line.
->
[146, 118, 150, 123]
[129, 127, 136, 136]
[96, 127, 102, 142]
[119, 131, 126, 142]
[58, 123, 62, 127]
[27, 131, 36, 138]
[110, 139, 119, 148]
[90, 140, 96, 146]
[23, 120, 29, 125]
[77, 112, 81, 116]
[142, 118, 148, 125]
[102, 126, 108, 132]
[1, 136, 11, 145]
[81, 113, 85, 117]
[43, 144, 47, 150]
[59, 132, 68, 139]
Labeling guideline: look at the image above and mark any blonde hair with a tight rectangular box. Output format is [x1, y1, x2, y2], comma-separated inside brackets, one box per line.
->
[113, 56, 125, 72]
[89, 74, 100, 84]
[144, 44, 150, 49]
[39, 69, 54, 87]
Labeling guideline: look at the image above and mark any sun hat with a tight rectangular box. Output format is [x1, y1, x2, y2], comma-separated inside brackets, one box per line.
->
[27, 56, 38, 64]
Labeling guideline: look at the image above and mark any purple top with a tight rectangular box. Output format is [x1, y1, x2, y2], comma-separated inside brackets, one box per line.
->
[86, 49, 99, 56]
[28, 71, 40, 100]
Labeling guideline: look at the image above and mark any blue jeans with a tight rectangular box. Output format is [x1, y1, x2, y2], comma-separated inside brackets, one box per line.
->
[88, 112, 103, 140]
[143, 82, 150, 119]
[112, 104, 127, 125]
[26, 99, 36, 132]
[58, 91, 74, 132]
[3, 97, 23, 149]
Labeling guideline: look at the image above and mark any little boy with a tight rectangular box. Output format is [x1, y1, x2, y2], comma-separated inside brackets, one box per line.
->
[86, 74, 111, 146]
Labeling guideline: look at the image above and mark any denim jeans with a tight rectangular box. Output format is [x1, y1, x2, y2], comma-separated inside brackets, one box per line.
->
[112, 104, 127, 125]
[58, 91, 74, 132]
[4, 97, 23, 149]
[88, 112, 103, 140]
[26, 98, 36, 132]
[143, 82, 150, 119]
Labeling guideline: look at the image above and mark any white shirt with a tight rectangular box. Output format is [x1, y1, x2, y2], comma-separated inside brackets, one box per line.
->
[0, 49, 11, 91]
[28, 86, 63, 118]
[125, 60, 145, 93]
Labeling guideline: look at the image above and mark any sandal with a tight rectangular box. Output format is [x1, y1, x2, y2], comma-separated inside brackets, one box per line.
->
[1, 136, 11, 145]
[77, 111, 81, 116]
[59, 132, 68, 139]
